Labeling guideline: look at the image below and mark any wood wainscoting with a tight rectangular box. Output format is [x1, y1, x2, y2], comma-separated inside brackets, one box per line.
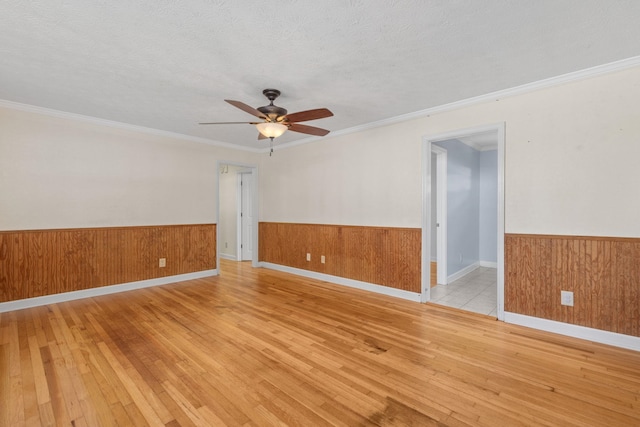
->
[0, 224, 216, 303]
[505, 233, 640, 337]
[259, 222, 421, 292]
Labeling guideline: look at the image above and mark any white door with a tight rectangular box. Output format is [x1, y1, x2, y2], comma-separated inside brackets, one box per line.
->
[240, 172, 253, 260]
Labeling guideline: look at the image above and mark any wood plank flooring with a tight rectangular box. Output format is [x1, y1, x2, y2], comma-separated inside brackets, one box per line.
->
[1, 259, 640, 426]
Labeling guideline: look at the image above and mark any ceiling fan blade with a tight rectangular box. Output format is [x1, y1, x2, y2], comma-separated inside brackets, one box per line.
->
[288, 123, 330, 136]
[283, 108, 333, 123]
[199, 121, 258, 125]
[225, 100, 266, 119]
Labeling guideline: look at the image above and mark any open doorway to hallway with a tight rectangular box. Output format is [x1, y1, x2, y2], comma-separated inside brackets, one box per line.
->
[217, 162, 258, 269]
[422, 124, 505, 320]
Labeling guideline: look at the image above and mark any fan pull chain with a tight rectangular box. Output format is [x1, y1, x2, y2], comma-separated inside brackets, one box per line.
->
[269, 137, 274, 156]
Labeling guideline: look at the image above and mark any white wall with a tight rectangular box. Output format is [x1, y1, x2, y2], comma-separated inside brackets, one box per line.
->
[4, 65, 640, 240]
[260, 66, 640, 238]
[0, 107, 258, 230]
[259, 124, 422, 227]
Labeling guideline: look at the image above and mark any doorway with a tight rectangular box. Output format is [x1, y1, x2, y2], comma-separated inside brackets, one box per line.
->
[421, 124, 505, 320]
[238, 171, 254, 261]
[217, 161, 259, 271]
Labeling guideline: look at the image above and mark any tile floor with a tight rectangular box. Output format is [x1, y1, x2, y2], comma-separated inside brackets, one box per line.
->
[430, 267, 497, 316]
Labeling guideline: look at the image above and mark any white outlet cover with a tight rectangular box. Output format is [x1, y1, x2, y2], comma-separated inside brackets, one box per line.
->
[561, 290, 574, 306]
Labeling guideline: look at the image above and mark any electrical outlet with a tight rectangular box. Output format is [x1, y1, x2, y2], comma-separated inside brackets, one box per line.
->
[159, 258, 166, 268]
[321, 255, 325, 264]
[306, 253, 311, 261]
[561, 290, 573, 306]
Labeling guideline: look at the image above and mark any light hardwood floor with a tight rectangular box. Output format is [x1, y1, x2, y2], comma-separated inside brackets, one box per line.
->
[1, 259, 639, 426]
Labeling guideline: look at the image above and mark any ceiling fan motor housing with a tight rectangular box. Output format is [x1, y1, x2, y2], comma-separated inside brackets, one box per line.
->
[258, 89, 288, 121]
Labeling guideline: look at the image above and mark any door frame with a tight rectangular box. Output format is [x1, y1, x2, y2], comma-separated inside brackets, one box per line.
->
[421, 123, 505, 321]
[216, 161, 259, 272]
[431, 144, 448, 285]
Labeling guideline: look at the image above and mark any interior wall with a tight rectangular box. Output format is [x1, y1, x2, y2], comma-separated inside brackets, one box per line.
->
[0, 106, 257, 301]
[0, 107, 258, 230]
[260, 66, 640, 238]
[479, 149, 498, 264]
[259, 66, 640, 336]
[259, 123, 421, 227]
[0, 224, 216, 303]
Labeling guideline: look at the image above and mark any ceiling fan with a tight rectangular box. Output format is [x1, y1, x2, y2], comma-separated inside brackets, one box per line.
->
[200, 89, 333, 150]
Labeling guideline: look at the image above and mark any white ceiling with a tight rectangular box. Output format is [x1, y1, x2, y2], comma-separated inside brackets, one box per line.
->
[2, 1, 640, 149]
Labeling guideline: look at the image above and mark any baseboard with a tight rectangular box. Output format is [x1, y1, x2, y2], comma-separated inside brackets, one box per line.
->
[479, 261, 497, 268]
[219, 253, 237, 261]
[260, 262, 421, 302]
[504, 312, 640, 352]
[0, 269, 218, 313]
[447, 262, 480, 283]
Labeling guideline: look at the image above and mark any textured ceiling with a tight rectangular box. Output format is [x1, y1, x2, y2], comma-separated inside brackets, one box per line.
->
[1, 1, 640, 149]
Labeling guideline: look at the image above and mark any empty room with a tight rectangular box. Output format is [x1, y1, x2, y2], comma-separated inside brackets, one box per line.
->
[1, 2, 640, 426]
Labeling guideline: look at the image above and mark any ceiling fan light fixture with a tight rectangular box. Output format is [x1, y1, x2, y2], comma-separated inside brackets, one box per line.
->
[256, 122, 288, 139]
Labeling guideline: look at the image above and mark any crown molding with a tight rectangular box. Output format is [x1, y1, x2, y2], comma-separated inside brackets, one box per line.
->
[274, 55, 640, 152]
[0, 99, 260, 153]
[4, 55, 640, 155]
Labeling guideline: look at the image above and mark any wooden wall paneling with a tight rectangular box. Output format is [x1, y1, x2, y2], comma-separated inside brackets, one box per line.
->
[610, 241, 624, 334]
[614, 241, 640, 337]
[526, 235, 539, 316]
[585, 239, 612, 332]
[190, 224, 216, 273]
[315, 224, 338, 275]
[328, 225, 343, 276]
[522, 236, 534, 315]
[341, 226, 376, 285]
[505, 234, 535, 315]
[553, 237, 569, 322]
[258, 222, 273, 265]
[504, 235, 516, 312]
[27, 231, 50, 299]
[631, 242, 640, 337]
[0, 225, 216, 303]
[259, 223, 421, 293]
[550, 237, 566, 322]
[386, 228, 421, 292]
[505, 234, 640, 338]
[0, 234, 7, 301]
[0, 233, 17, 301]
[569, 239, 585, 326]
[632, 243, 640, 337]
[536, 237, 553, 320]
[284, 223, 304, 269]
